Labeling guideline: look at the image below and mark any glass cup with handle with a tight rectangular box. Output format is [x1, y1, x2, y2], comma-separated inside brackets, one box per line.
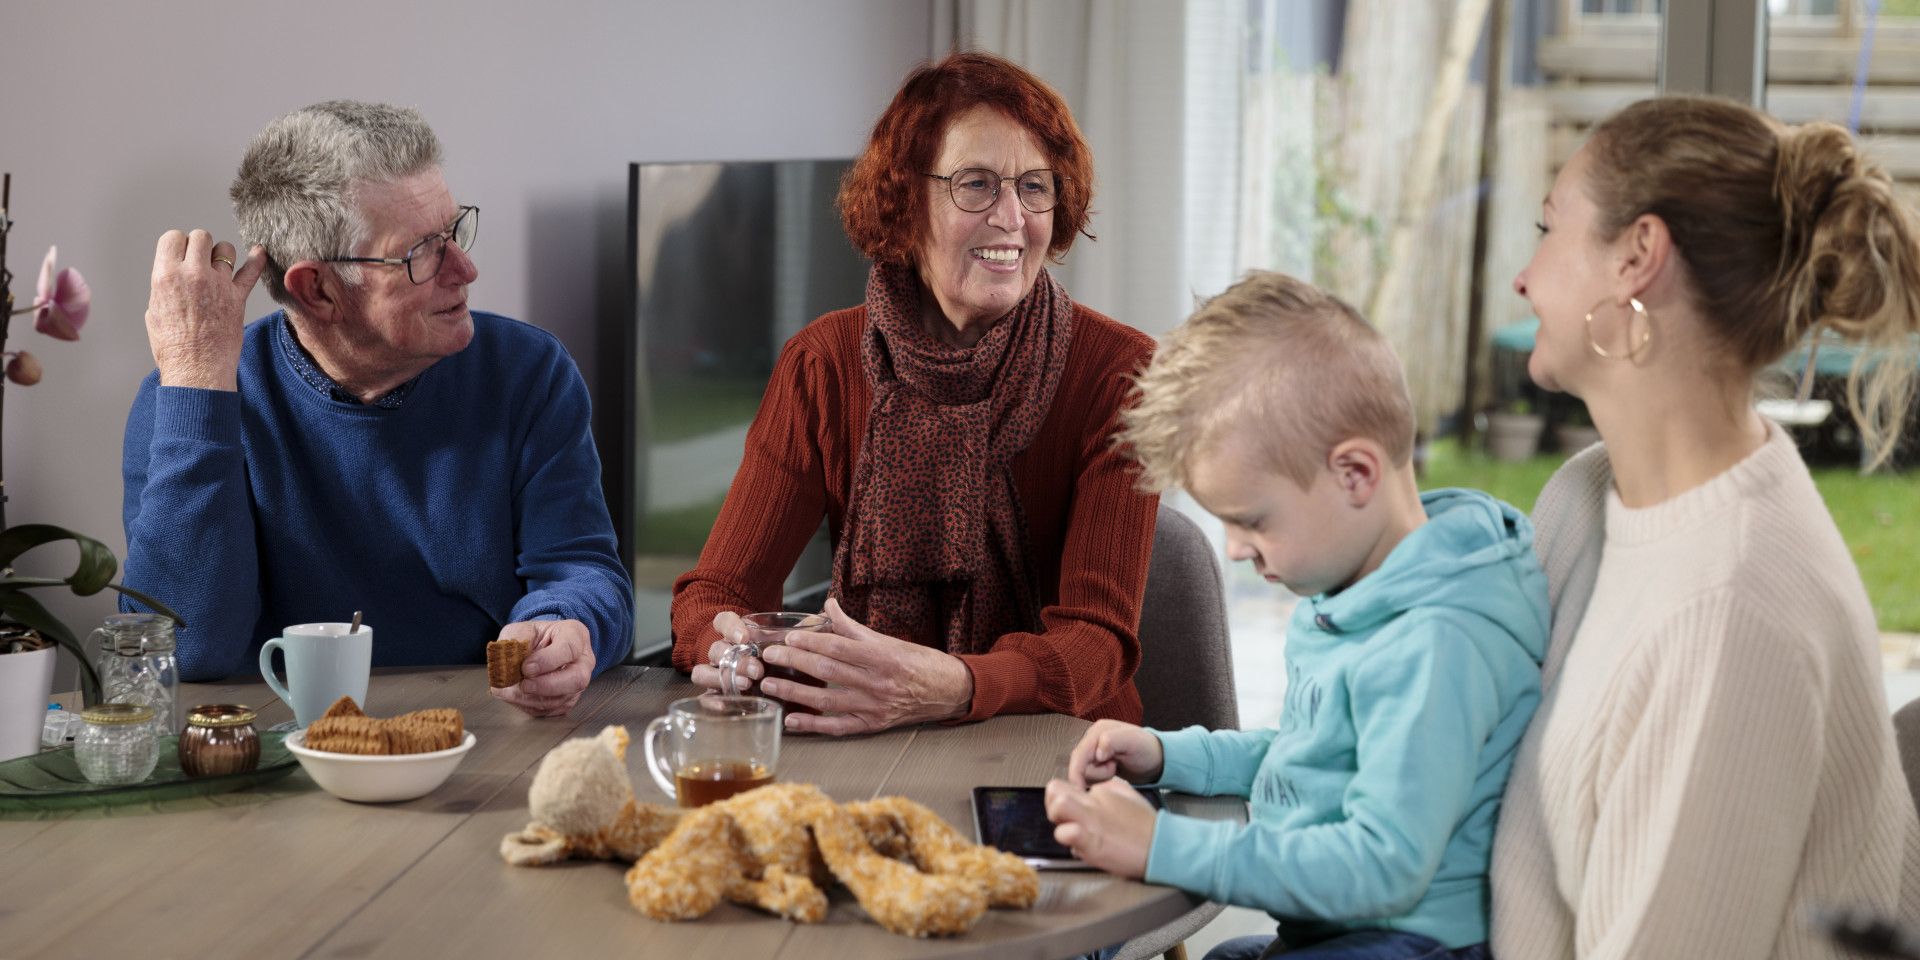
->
[716, 612, 831, 714]
[643, 694, 782, 807]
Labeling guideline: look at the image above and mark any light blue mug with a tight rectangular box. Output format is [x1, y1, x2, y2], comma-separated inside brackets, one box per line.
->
[259, 622, 372, 727]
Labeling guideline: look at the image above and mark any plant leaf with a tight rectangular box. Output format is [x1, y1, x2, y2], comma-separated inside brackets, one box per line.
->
[0, 591, 101, 705]
[105, 584, 187, 629]
[0, 524, 81, 568]
[6, 578, 189, 628]
[0, 524, 120, 594]
[68, 534, 118, 596]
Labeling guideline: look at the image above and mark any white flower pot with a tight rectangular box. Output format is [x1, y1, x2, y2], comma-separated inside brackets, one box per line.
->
[1487, 413, 1545, 462]
[0, 645, 55, 761]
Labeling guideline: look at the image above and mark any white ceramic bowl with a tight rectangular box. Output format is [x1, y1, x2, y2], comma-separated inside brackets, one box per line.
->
[285, 730, 476, 803]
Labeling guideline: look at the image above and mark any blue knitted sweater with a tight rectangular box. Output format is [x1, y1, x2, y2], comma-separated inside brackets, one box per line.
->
[120, 310, 632, 681]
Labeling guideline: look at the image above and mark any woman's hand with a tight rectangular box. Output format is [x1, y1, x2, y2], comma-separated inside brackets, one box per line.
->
[1044, 778, 1157, 879]
[689, 611, 754, 694]
[1065, 719, 1165, 788]
[760, 597, 974, 735]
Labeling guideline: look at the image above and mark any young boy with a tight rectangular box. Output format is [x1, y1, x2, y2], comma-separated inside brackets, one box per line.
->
[1046, 271, 1548, 960]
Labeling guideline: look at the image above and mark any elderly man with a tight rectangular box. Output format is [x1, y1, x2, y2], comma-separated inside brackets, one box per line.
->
[121, 100, 631, 717]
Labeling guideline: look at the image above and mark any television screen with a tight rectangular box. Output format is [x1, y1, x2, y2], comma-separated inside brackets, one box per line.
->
[616, 159, 870, 660]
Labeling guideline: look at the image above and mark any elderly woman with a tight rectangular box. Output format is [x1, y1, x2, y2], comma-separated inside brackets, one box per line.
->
[1490, 95, 1920, 957]
[671, 52, 1158, 735]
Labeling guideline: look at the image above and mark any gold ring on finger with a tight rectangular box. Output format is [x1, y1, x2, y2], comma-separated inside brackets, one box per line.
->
[212, 256, 235, 269]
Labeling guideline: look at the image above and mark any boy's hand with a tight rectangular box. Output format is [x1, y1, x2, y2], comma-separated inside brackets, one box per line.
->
[1066, 719, 1165, 788]
[1044, 778, 1156, 879]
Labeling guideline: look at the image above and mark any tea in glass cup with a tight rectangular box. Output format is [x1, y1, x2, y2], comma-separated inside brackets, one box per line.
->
[644, 695, 781, 808]
[674, 759, 775, 807]
[716, 611, 831, 714]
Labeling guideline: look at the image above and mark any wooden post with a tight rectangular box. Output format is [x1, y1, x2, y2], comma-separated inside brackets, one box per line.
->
[1364, 0, 1496, 390]
[1462, 0, 1511, 448]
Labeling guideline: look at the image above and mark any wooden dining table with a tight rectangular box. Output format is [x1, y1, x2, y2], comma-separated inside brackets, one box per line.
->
[2, 665, 1244, 959]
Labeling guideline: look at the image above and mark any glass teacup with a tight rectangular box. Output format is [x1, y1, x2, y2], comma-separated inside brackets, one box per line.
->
[716, 611, 831, 714]
[643, 695, 781, 807]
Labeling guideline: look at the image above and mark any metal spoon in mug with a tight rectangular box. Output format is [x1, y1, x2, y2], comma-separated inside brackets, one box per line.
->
[350, 611, 363, 634]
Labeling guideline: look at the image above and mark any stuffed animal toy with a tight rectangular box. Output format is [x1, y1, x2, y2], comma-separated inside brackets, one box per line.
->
[500, 725, 1040, 938]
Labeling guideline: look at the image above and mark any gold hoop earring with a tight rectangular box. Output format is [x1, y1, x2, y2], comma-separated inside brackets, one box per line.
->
[1585, 297, 1651, 360]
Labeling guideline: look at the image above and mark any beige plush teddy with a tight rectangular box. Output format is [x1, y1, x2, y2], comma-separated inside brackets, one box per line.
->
[500, 725, 1040, 938]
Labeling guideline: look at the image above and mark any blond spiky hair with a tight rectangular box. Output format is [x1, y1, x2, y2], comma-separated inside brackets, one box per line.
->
[1117, 270, 1415, 492]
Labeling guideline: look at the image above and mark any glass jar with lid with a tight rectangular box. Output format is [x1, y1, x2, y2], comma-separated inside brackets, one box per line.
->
[92, 613, 179, 737]
[76, 702, 160, 785]
[179, 704, 260, 778]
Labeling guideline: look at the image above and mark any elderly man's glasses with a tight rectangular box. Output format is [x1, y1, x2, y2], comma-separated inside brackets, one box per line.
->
[926, 169, 1062, 214]
[324, 205, 479, 284]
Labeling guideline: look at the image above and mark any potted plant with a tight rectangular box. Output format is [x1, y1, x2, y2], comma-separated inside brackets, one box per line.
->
[0, 175, 185, 760]
[1487, 397, 1545, 462]
[0, 525, 184, 760]
[1556, 405, 1602, 455]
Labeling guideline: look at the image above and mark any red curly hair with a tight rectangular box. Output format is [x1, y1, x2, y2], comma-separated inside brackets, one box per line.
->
[839, 51, 1095, 267]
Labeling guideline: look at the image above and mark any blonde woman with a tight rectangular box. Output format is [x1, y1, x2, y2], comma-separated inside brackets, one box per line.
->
[1491, 95, 1920, 958]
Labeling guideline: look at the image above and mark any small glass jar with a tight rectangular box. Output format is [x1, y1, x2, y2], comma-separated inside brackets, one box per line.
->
[76, 703, 159, 785]
[92, 613, 179, 738]
[179, 704, 260, 778]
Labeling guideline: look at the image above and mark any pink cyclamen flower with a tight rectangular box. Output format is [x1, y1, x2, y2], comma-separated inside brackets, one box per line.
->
[32, 246, 90, 341]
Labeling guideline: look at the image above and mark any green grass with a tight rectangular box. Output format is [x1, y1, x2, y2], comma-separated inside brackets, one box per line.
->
[635, 493, 731, 558]
[1809, 467, 1920, 633]
[1423, 439, 1566, 514]
[1424, 438, 1920, 632]
[648, 379, 766, 444]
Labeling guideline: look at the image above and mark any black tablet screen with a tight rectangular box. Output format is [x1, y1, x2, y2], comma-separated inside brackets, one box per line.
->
[972, 785, 1163, 863]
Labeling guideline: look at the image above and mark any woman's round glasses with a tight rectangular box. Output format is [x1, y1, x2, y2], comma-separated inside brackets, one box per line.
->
[323, 205, 479, 284]
[925, 169, 1062, 214]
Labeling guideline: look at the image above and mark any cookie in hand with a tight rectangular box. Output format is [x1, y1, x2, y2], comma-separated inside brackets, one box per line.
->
[488, 638, 532, 689]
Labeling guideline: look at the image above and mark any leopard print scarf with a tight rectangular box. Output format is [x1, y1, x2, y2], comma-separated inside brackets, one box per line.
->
[830, 261, 1076, 655]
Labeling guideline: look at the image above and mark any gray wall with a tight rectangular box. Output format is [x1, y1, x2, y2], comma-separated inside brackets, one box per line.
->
[0, 0, 932, 688]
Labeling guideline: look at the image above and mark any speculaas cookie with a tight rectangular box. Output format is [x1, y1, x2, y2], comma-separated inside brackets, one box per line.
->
[487, 638, 531, 688]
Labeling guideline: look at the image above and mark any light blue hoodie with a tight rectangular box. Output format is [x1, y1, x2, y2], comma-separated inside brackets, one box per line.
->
[1143, 489, 1548, 948]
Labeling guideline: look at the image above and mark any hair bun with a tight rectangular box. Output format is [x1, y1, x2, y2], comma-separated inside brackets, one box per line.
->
[1771, 121, 1905, 342]
[1775, 121, 1864, 241]
[1768, 119, 1920, 469]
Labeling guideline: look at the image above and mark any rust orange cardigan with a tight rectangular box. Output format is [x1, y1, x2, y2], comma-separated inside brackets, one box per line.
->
[670, 303, 1159, 723]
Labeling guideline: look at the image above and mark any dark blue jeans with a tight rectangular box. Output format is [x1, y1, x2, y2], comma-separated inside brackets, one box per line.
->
[1202, 929, 1492, 960]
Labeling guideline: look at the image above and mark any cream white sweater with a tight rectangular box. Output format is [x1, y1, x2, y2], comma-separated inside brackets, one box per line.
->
[1489, 422, 1919, 959]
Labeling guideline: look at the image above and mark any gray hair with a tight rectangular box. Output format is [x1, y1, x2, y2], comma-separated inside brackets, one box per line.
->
[229, 100, 444, 305]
